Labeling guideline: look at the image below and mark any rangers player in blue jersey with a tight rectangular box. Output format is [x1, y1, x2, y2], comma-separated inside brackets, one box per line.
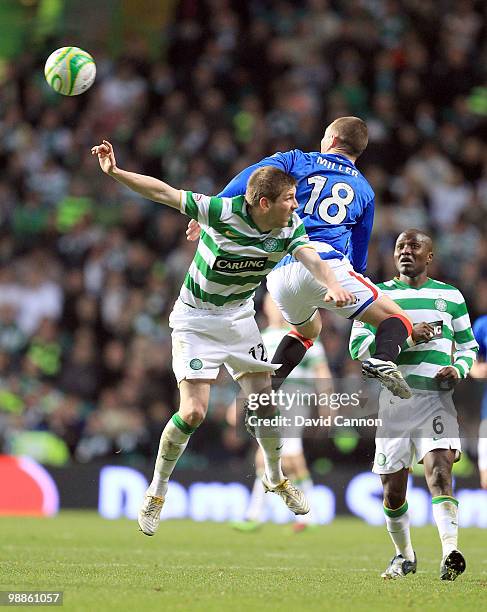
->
[187, 117, 413, 398]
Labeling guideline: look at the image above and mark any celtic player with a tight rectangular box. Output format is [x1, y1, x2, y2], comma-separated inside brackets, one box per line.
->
[349, 229, 478, 581]
[92, 140, 354, 536]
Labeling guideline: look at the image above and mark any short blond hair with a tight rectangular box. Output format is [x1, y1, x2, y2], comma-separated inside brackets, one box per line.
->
[245, 166, 296, 207]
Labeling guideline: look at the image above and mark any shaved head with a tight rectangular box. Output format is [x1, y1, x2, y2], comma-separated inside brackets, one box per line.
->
[321, 116, 368, 159]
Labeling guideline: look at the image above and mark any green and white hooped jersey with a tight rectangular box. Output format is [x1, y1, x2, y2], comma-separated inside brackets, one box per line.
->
[179, 191, 310, 309]
[349, 277, 478, 391]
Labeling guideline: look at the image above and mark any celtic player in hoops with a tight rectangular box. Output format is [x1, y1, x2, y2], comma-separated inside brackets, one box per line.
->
[92, 140, 354, 536]
[350, 229, 478, 581]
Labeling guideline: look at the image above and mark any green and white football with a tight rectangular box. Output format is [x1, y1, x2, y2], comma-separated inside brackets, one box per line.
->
[44, 46, 96, 96]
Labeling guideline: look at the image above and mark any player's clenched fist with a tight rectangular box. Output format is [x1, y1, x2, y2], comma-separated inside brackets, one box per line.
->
[411, 322, 435, 343]
[91, 139, 117, 175]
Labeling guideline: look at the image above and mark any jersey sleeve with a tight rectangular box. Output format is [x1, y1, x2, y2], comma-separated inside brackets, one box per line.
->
[286, 217, 311, 255]
[180, 191, 222, 226]
[218, 151, 298, 197]
[349, 320, 377, 361]
[349, 197, 374, 274]
[451, 293, 479, 378]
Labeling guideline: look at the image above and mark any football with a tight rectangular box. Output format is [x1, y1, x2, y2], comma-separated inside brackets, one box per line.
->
[44, 46, 96, 96]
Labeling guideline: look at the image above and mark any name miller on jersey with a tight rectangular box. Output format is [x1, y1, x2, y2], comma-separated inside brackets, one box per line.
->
[316, 156, 359, 177]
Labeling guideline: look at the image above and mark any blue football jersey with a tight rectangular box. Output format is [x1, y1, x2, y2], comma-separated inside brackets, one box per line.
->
[218, 150, 375, 273]
[473, 315, 487, 420]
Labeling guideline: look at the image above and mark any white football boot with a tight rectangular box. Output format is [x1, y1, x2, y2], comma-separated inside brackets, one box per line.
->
[138, 494, 165, 536]
[362, 357, 412, 399]
[262, 476, 310, 515]
[381, 553, 417, 579]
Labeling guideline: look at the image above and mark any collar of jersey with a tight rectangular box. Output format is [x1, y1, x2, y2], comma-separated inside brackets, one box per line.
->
[392, 276, 435, 290]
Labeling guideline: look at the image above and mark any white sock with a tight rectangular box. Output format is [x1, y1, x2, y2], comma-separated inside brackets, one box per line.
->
[255, 427, 284, 487]
[148, 415, 193, 498]
[294, 475, 314, 524]
[432, 496, 459, 558]
[384, 501, 415, 561]
[245, 471, 266, 522]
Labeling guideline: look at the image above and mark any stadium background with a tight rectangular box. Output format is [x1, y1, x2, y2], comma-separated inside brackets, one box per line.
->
[0, 0, 486, 522]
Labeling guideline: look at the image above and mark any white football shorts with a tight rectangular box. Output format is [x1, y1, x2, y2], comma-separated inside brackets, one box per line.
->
[373, 388, 461, 474]
[169, 299, 279, 383]
[266, 250, 381, 325]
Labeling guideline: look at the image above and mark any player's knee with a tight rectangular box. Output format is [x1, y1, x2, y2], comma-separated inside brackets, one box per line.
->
[181, 409, 205, 428]
[383, 490, 406, 510]
[295, 314, 321, 340]
[428, 464, 452, 494]
[376, 295, 400, 313]
[179, 400, 206, 427]
[383, 478, 406, 509]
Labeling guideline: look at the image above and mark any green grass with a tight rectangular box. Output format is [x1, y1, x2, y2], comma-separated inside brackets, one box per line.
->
[1, 513, 487, 611]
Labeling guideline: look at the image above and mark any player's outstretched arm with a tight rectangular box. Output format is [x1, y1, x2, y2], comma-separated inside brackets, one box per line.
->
[91, 140, 182, 209]
[294, 247, 355, 308]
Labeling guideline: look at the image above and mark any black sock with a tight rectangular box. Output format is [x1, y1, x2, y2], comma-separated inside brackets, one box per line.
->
[271, 333, 313, 391]
[373, 316, 411, 362]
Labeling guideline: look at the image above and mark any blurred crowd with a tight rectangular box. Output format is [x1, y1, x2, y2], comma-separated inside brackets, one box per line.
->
[0, 0, 486, 466]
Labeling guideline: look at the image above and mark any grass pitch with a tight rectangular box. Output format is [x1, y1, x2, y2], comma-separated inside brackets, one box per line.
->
[1, 512, 486, 612]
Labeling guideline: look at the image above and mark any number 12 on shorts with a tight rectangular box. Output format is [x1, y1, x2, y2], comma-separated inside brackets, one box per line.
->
[249, 343, 268, 361]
